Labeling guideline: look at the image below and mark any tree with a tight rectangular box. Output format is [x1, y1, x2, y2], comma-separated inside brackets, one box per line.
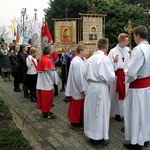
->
[122, 0, 150, 12]
[89, 0, 150, 48]
[0, 25, 11, 43]
[45, 0, 89, 38]
[45, 0, 150, 49]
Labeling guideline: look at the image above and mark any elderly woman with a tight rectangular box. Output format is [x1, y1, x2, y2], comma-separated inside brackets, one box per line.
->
[0, 43, 11, 81]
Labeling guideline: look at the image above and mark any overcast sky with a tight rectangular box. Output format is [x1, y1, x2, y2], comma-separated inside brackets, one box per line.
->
[0, 0, 49, 27]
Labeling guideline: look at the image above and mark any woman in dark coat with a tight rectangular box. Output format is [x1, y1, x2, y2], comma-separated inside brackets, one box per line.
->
[9, 44, 22, 92]
[0, 44, 11, 81]
[17, 44, 30, 98]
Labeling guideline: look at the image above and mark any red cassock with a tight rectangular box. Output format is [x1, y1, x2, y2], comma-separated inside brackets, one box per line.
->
[36, 55, 55, 113]
[68, 97, 84, 123]
[37, 90, 53, 112]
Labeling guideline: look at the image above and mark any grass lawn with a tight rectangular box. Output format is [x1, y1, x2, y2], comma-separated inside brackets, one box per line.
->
[0, 98, 33, 150]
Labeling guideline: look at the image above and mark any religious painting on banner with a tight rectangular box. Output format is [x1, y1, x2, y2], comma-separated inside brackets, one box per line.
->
[54, 20, 76, 44]
[60, 26, 72, 42]
[88, 25, 98, 41]
[82, 15, 105, 44]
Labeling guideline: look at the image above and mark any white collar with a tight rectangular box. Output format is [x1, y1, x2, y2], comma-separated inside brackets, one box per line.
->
[1, 49, 8, 55]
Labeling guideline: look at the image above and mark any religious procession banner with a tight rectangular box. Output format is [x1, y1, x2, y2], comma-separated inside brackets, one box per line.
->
[82, 14, 106, 44]
[53, 19, 77, 54]
[41, 22, 53, 47]
[54, 20, 76, 44]
[31, 20, 40, 48]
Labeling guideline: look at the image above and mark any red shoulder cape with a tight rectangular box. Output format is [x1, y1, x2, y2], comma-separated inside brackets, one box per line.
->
[37, 55, 55, 72]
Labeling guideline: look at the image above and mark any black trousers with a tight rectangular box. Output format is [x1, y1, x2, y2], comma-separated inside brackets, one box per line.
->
[12, 72, 20, 90]
[27, 74, 37, 98]
[54, 84, 58, 95]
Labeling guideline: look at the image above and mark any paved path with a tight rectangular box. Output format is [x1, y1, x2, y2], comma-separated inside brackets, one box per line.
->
[0, 77, 149, 150]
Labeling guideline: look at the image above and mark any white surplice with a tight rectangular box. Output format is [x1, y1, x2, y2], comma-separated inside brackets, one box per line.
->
[65, 56, 86, 100]
[36, 70, 59, 90]
[123, 41, 150, 146]
[108, 45, 129, 116]
[83, 50, 115, 140]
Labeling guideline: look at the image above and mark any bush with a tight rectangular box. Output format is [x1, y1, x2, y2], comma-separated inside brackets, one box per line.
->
[0, 99, 33, 150]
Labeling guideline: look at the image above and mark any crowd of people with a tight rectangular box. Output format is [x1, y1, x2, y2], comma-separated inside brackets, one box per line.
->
[0, 25, 150, 150]
[64, 25, 150, 150]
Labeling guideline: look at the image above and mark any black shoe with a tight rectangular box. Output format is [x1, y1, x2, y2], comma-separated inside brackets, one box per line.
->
[31, 98, 36, 102]
[121, 127, 124, 132]
[144, 141, 149, 147]
[115, 115, 122, 122]
[97, 139, 109, 148]
[99, 139, 110, 145]
[91, 139, 110, 148]
[42, 112, 56, 119]
[14, 89, 22, 92]
[89, 139, 95, 145]
[69, 123, 83, 131]
[63, 97, 70, 103]
[24, 95, 31, 98]
[54, 93, 58, 96]
[18, 88, 22, 92]
[123, 143, 142, 150]
[60, 88, 65, 92]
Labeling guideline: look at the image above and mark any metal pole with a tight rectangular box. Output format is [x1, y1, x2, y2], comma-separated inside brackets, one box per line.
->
[21, 8, 27, 37]
[23, 14, 24, 37]
[34, 8, 37, 20]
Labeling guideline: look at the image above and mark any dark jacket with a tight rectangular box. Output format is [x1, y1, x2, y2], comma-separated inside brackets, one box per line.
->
[9, 51, 19, 72]
[17, 51, 28, 83]
[60, 55, 71, 82]
[0, 50, 11, 68]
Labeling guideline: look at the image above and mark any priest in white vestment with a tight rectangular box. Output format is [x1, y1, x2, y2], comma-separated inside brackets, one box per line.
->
[123, 25, 150, 150]
[108, 33, 130, 121]
[83, 38, 115, 148]
[65, 44, 87, 131]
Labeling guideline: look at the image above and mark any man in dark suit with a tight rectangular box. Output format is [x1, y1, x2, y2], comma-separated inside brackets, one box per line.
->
[89, 27, 97, 40]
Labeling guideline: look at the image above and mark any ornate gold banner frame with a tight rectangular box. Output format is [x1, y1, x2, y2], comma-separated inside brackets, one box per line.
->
[54, 20, 76, 44]
[80, 14, 106, 45]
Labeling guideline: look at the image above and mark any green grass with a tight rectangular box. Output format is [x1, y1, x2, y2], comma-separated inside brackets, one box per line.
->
[0, 98, 33, 150]
[0, 99, 12, 119]
[0, 128, 33, 150]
